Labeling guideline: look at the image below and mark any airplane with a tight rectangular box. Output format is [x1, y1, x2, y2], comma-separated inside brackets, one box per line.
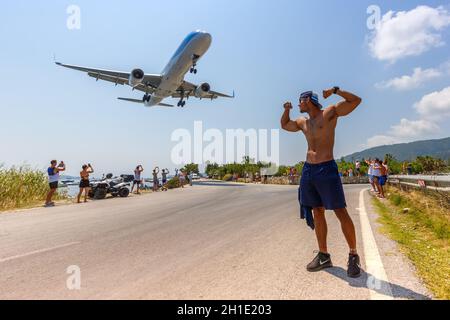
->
[55, 30, 234, 108]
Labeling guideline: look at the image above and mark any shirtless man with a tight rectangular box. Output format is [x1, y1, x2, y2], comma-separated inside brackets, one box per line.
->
[281, 87, 362, 278]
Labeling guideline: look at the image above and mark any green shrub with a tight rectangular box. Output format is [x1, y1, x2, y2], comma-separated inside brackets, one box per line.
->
[222, 174, 233, 181]
[166, 176, 180, 189]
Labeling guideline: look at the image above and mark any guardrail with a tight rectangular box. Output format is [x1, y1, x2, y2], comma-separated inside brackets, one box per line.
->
[388, 175, 450, 192]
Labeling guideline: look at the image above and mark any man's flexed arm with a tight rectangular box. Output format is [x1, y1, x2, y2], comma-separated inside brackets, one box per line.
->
[281, 102, 302, 132]
[323, 88, 362, 117]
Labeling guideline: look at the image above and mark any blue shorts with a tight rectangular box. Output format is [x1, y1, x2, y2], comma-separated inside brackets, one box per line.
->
[379, 175, 387, 186]
[299, 160, 347, 210]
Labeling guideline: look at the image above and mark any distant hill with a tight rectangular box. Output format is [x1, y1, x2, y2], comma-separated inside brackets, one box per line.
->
[343, 137, 450, 162]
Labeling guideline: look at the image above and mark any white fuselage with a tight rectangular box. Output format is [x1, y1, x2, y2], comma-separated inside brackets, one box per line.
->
[146, 31, 212, 106]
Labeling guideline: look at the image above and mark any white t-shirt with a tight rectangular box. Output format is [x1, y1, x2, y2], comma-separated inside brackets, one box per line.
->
[372, 163, 381, 177]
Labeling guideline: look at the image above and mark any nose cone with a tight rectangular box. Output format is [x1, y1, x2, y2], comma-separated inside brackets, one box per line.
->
[195, 30, 211, 42]
[201, 32, 212, 45]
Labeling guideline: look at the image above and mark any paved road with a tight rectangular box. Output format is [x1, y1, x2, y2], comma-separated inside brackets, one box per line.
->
[0, 182, 431, 299]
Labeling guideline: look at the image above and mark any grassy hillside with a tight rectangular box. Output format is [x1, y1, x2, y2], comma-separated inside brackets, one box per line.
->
[344, 137, 450, 162]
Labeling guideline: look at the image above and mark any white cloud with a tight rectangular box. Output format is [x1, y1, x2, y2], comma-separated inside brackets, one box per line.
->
[365, 135, 398, 148]
[364, 119, 439, 148]
[364, 86, 450, 148]
[369, 6, 450, 62]
[414, 86, 450, 119]
[390, 118, 439, 138]
[375, 67, 441, 90]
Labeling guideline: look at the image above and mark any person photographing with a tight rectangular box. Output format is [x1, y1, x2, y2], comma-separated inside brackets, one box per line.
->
[280, 87, 362, 278]
[77, 163, 94, 203]
[131, 165, 144, 194]
[152, 167, 160, 192]
[45, 160, 66, 207]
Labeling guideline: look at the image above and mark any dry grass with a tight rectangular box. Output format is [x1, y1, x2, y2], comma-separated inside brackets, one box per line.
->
[372, 185, 450, 299]
[0, 165, 68, 212]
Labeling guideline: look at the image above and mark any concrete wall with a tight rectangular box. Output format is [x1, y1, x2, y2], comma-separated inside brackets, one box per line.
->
[238, 176, 370, 185]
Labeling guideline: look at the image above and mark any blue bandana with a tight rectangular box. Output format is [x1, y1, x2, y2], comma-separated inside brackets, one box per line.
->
[300, 91, 322, 109]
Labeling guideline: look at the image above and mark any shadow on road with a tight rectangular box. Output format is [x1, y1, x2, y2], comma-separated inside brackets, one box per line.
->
[325, 267, 431, 300]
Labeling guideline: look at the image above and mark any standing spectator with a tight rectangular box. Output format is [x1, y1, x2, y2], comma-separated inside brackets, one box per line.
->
[366, 159, 376, 192]
[160, 169, 169, 191]
[355, 161, 361, 177]
[382, 160, 389, 177]
[131, 165, 144, 194]
[293, 167, 298, 185]
[348, 168, 353, 177]
[407, 163, 413, 175]
[161, 169, 169, 186]
[372, 159, 384, 198]
[288, 167, 294, 185]
[152, 167, 160, 192]
[189, 172, 193, 186]
[254, 172, 260, 184]
[45, 160, 66, 207]
[179, 170, 186, 188]
[77, 164, 94, 203]
[378, 160, 387, 198]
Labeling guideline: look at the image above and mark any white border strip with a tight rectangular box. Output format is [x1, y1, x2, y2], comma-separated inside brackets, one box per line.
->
[0, 242, 80, 263]
[358, 189, 393, 300]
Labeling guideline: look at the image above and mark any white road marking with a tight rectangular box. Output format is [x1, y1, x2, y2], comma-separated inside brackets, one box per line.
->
[0, 242, 80, 263]
[358, 188, 393, 300]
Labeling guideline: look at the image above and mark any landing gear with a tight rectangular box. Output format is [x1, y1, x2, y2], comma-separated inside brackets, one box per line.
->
[189, 54, 200, 74]
[177, 90, 186, 107]
[143, 94, 151, 103]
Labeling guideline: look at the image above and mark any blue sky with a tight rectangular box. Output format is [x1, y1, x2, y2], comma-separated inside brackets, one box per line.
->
[1, 1, 449, 176]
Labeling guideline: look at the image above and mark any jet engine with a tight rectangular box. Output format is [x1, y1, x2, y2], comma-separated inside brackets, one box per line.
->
[194, 83, 211, 98]
[129, 68, 144, 86]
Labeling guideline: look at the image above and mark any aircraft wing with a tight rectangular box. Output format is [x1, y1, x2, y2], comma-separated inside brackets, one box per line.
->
[172, 80, 234, 99]
[55, 62, 162, 92]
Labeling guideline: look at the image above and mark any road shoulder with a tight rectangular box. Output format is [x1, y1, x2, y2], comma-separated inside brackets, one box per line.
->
[363, 190, 432, 300]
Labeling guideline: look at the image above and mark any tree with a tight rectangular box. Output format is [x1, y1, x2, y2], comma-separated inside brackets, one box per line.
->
[384, 154, 401, 174]
[275, 165, 289, 177]
[413, 156, 446, 173]
[337, 159, 354, 174]
[294, 162, 304, 174]
[205, 163, 219, 177]
[182, 163, 199, 175]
